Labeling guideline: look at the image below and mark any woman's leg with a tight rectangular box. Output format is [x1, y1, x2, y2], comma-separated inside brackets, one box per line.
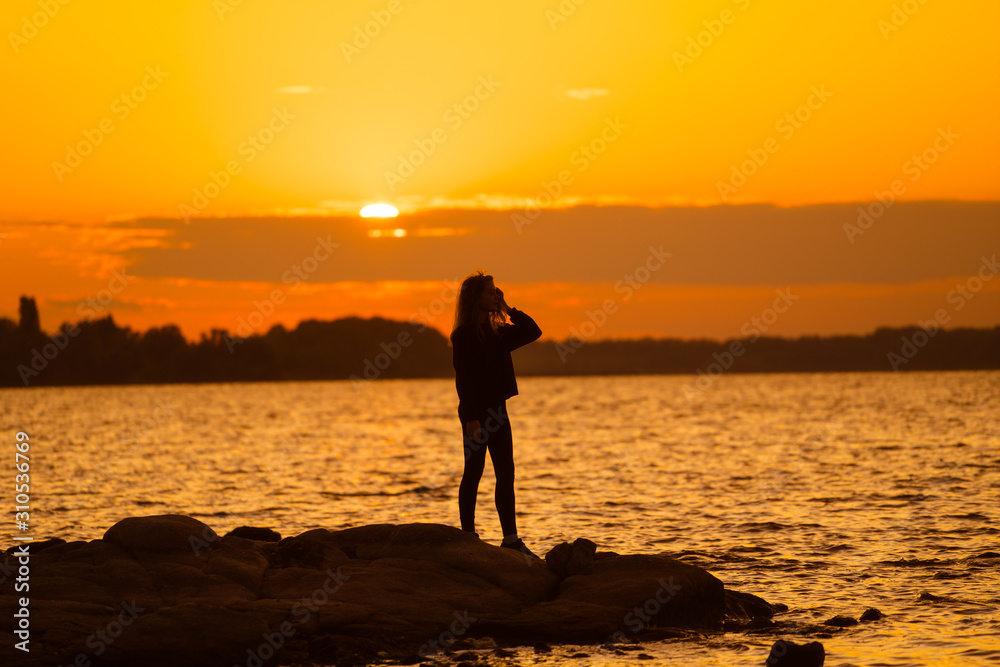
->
[459, 417, 488, 532]
[486, 404, 517, 537]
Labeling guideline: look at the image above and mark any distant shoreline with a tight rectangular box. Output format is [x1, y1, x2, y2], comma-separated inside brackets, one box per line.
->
[3, 295, 997, 387]
[2, 319, 997, 388]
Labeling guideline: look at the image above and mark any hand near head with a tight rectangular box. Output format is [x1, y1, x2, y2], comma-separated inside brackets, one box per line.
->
[496, 288, 510, 314]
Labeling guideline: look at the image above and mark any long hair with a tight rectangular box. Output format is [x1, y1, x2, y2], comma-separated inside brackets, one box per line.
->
[452, 270, 506, 342]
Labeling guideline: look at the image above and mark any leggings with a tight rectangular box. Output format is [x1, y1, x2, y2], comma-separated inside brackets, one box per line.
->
[458, 402, 516, 536]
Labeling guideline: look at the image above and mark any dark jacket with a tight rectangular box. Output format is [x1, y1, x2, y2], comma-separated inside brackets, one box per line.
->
[451, 308, 542, 423]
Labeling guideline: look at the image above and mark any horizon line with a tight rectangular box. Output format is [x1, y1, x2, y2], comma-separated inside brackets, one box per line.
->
[8, 308, 997, 347]
[3, 196, 998, 225]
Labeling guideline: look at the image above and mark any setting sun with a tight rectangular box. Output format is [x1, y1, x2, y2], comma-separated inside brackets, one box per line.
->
[360, 203, 399, 218]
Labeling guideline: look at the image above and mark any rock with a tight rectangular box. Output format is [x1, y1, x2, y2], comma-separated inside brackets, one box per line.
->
[21, 536, 66, 553]
[204, 535, 271, 595]
[767, 639, 826, 665]
[446, 636, 497, 651]
[270, 532, 350, 571]
[328, 523, 560, 607]
[545, 538, 597, 577]
[225, 525, 282, 542]
[105, 603, 271, 667]
[51, 538, 130, 565]
[766, 639, 825, 666]
[860, 607, 884, 621]
[556, 553, 726, 628]
[0, 517, 782, 665]
[94, 556, 163, 610]
[104, 514, 218, 555]
[822, 614, 858, 627]
[474, 599, 635, 644]
[725, 589, 781, 624]
[476, 552, 728, 643]
[146, 560, 257, 606]
[305, 633, 384, 666]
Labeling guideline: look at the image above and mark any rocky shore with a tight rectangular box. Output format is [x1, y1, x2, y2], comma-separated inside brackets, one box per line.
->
[2, 515, 784, 666]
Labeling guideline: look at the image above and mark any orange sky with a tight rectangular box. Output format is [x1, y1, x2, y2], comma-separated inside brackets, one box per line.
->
[1, 1, 998, 341]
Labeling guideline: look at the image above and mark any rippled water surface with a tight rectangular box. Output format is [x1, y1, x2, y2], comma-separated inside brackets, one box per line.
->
[3, 371, 999, 666]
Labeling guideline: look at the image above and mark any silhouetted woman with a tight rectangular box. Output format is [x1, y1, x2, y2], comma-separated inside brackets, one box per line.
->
[451, 270, 542, 557]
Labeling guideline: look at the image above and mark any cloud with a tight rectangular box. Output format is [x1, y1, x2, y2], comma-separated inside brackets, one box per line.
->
[115, 202, 1000, 286]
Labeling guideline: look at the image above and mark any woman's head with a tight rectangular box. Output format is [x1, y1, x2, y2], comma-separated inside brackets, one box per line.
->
[453, 270, 505, 339]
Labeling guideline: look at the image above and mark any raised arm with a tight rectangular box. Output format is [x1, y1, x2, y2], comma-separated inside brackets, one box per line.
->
[499, 307, 542, 352]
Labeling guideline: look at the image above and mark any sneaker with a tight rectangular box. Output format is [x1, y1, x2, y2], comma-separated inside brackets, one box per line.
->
[501, 538, 538, 559]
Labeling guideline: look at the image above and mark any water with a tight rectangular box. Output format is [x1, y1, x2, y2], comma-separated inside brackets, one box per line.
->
[2, 371, 998, 666]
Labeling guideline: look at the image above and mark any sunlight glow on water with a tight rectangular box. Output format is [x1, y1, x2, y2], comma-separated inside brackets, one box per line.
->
[2, 371, 998, 666]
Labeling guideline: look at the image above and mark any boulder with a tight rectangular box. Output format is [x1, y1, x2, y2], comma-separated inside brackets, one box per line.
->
[327, 523, 560, 607]
[103, 514, 218, 556]
[557, 553, 726, 628]
[823, 614, 859, 627]
[205, 536, 271, 595]
[860, 607, 884, 621]
[102, 603, 270, 667]
[0, 517, 784, 665]
[269, 532, 350, 571]
[724, 588, 782, 626]
[766, 639, 825, 666]
[225, 526, 282, 542]
[545, 538, 597, 577]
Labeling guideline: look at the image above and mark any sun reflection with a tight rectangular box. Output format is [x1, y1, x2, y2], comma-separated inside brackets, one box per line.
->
[367, 228, 407, 238]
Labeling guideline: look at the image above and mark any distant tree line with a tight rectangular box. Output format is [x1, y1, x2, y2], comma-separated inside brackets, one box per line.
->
[1, 296, 997, 388]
